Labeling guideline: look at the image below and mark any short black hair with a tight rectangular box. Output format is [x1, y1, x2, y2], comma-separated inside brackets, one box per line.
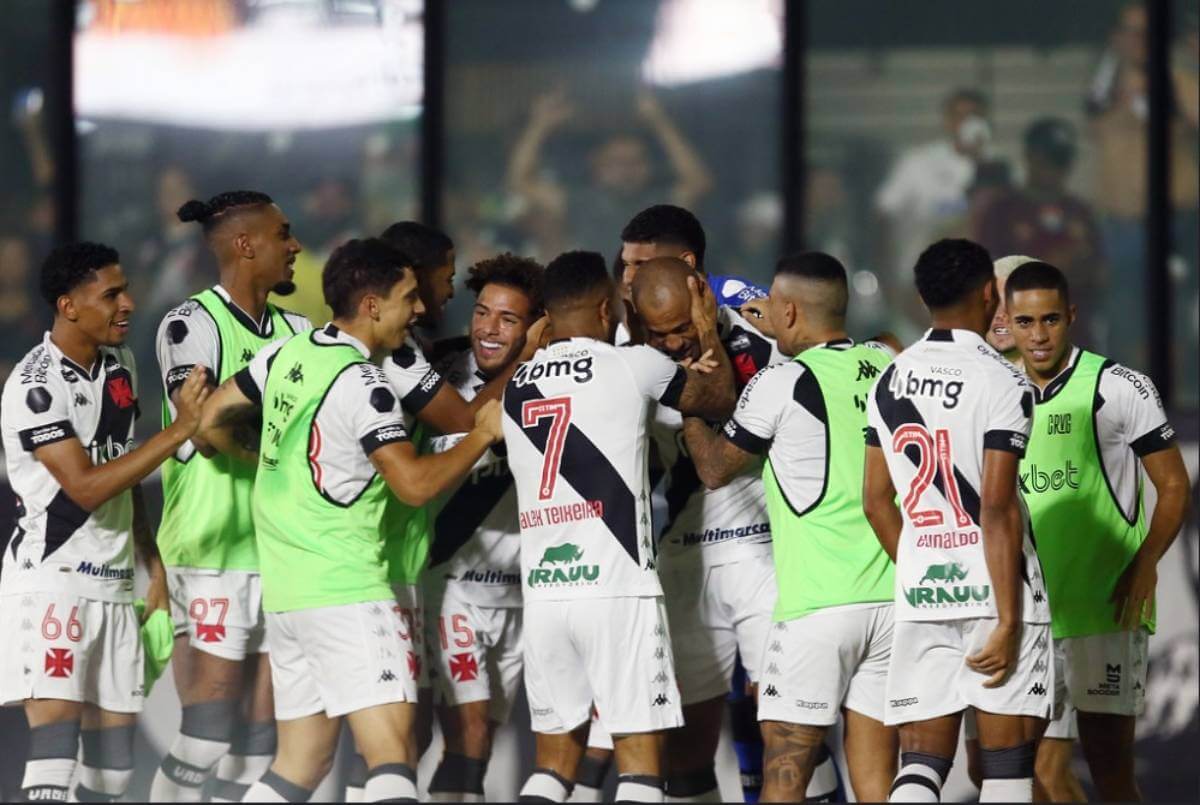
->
[775, 251, 847, 284]
[620, 205, 706, 270]
[1005, 260, 1071, 305]
[543, 251, 610, 312]
[322, 238, 413, 319]
[913, 239, 994, 309]
[379, 221, 454, 272]
[465, 253, 544, 316]
[177, 190, 274, 233]
[40, 241, 121, 308]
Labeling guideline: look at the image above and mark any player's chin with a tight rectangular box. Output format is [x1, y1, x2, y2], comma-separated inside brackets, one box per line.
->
[106, 322, 131, 345]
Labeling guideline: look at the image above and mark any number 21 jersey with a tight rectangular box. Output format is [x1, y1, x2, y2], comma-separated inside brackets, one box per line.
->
[502, 338, 686, 602]
[866, 328, 1049, 624]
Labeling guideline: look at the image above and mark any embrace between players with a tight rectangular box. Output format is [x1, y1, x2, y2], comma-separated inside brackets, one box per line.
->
[0, 195, 1188, 804]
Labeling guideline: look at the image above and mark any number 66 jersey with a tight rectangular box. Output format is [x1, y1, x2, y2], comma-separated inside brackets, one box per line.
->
[502, 337, 686, 602]
[865, 328, 1050, 624]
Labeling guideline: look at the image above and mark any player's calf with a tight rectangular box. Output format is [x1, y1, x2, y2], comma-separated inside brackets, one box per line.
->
[1034, 737, 1086, 803]
[75, 722, 135, 802]
[760, 720, 827, 802]
[430, 699, 492, 800]
[665, 696, 722, 802]
[210, 720, 276, 803]
[1076, 711, 1140, 802]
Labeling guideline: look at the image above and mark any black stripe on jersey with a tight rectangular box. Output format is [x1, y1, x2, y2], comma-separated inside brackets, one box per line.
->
[43, 490, 91, 560]
[96, 366, 138, 453]
[874, 365, 983, 527]
[659, 366, 687, 410]
[661, 450, 702, 537]
[18, 421, 76, 452]
[400, 369, 445, 415]
[504, 380, 641, 565]
[1092, 360, 1141, 527]
[429, 469, 514, 567]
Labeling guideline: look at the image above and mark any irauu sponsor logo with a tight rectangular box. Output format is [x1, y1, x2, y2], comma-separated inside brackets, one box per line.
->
[903, 563, 990, 609]
[527, 543, 600, 589]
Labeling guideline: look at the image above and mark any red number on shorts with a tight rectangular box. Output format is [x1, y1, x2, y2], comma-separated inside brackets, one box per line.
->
[188, 597, 230, 626]
[40, 605, 81, 643]
[892, 424, 972, 528]
[393, 605, 423, 645]
[521, 397, 572, 500]
[435, 614, 474, 650]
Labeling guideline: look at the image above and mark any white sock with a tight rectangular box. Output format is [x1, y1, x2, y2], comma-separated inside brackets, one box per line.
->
[75, 765, 134, 801]
[615, 774, 665, 802]
[808, 754, 839, 799]
[211, 753, 272, 802]
[23, 757, 77, 801]
[520, 769, 572, 802]
[242, 770, 311, 803]
[570, 783, 605, 802]
[980, 777, 1033, 802]
[364, 763, 418, 802]
[889, 762, 942, 802]
[430, 793, 484, 802]
[150, 733, 231, 802]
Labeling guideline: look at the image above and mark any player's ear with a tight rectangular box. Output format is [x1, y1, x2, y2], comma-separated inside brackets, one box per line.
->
[56, 293, 78, 322]
[1067, 302, 1077, 328]
[680, 251, 697, 270]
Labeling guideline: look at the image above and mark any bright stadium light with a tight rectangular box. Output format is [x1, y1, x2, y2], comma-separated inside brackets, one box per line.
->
[641, 0, 783, 87]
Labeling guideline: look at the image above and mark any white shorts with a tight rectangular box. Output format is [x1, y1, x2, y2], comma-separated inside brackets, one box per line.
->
[0, 592, 144, 713]
[586, 708, 613, 750]
[523, 596, 683, 736]
[168, 567, 266, 661]
[392, 583, 429, 688]
[1060, 629, 1148, 717]
[966, 636, 1075, 741]
[885, 618, 1054, 726]
[266, 599, 420, 720]
[758, 603, 893, 726]
[425, 582, 523, 724]
[659, 551, 776, 705]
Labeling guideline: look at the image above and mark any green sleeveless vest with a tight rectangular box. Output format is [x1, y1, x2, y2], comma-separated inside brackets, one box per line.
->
[252, 332, 394, 612]
[1021, 350, 1151, 638]
[382, 422, 432, 586]
[159, 289, 296, 570]
[764, 344, 895, 621]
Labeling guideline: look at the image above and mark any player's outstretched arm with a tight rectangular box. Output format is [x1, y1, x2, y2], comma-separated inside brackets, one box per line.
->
[681, 417, 756, 489]
[33, 367, 209, 512]
[967, 448, 1024, 687]
[372, 399, 504, 507]
[1112, 443, 1190, 629]
[195, 376, 259, 464]
[862, 445, 902, 562]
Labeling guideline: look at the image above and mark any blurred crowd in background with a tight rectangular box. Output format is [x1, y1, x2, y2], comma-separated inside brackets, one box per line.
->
[1, 0, 1197, 433]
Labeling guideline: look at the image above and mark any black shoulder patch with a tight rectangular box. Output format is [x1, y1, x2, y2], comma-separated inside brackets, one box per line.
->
[370, 387, 397, 413]
[1020, 390, 1033, 419]
[26, 387, 52, 414]
[391, 343, 417, 369]
[167, 319, 189, 345]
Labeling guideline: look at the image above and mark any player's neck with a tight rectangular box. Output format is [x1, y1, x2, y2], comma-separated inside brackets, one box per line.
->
[49, 321, 100, 372]
[793, 326, 848, 354]
[219, 268, 269, 325]
[929, 309, 987, 338]
[1026, 345, 1074, 389]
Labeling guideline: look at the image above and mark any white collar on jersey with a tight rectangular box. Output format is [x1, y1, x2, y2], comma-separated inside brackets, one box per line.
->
[42, 331, 103, 380]
[213, 284, 273, 336]
[318, 323, 371, 359]
[809, 337, 855, 350]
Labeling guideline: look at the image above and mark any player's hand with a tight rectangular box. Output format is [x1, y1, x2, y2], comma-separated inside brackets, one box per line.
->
[1111, 553, 1157, 630]
[680, 348, 719, 375]
[687, 274, 718, 337]
[474, 398, 504, 445]
[635, 90, 667, 124]
[142, 562, 170, 624]
[966, 621, 1019, 688]
[520, 316, 551, 361]
[173, 366, 210, 436]
[530, 87, 574, 130]
[739, 299, 776, 337]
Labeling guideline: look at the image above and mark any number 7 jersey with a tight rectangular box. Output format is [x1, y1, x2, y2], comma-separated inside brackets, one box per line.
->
[502, 337, 687, 602]
[865, 328, 1049, 624]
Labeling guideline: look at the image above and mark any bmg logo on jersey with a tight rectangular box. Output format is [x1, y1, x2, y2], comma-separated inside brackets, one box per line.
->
[1019, 460, 1081, 494]
[513, 355, 594, 387]
[888, 366, 964, 409]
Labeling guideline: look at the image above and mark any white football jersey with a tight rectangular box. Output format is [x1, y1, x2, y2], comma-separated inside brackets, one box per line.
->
[380, 335, 447, 430]
[653, 307, 788, 567]
[866, 328, 1049, 624]
[502, 338, 686, 601]
[426, 348, 521, 607]
[1, 334, 140, 602]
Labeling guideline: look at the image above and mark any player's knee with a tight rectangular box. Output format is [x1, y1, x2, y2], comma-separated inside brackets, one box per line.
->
[430, 752, 488, 796]
[77, 724, 135, 799]
[180, 698, 239, 743]
[977, 741, 1036, 802]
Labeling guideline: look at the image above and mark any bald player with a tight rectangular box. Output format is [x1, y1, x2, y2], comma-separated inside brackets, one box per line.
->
[153, 191, 310, 802]
[682, 253, 898, 801]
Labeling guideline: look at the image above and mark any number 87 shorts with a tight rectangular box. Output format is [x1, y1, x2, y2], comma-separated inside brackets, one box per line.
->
[0, 591, 144, 712]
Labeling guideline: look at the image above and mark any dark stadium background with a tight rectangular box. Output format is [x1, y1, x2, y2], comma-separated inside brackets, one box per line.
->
[1, 0, 1196, 800]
